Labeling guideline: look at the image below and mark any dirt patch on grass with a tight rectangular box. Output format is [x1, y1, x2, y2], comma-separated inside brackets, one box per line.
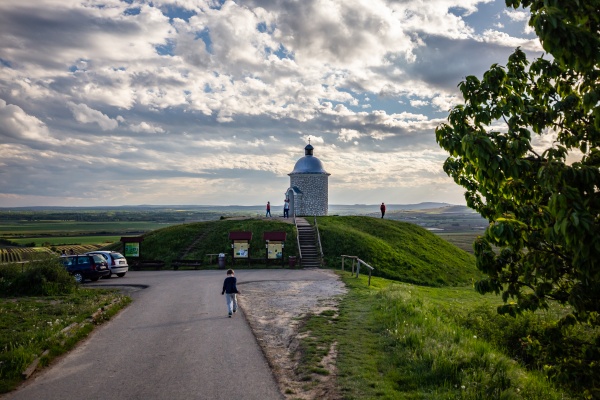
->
[239, 269, 347, 399]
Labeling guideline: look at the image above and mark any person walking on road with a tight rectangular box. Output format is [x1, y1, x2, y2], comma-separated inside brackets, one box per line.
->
[222, 269, 240, 317]
[266, 201, 271, 217]
[380, 202, 386, 218]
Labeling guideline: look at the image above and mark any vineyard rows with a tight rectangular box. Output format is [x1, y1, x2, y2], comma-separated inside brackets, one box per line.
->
[55, 244, 105, 255]
[0, 244, 104, 264]
[0, 247, 50, 263]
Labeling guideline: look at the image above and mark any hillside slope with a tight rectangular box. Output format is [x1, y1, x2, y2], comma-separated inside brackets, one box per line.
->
[115, 216, 480, 286]
[316, 216, 481, 286]
[123, 219, 298, 265]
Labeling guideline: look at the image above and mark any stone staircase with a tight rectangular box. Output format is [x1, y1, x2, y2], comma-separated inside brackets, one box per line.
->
[295, 217, 321, 268]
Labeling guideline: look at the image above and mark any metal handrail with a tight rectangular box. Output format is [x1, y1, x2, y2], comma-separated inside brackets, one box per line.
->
[340, 255, 375, 286]
[314, 215, 324, 260]
[294, 212, 302, 262]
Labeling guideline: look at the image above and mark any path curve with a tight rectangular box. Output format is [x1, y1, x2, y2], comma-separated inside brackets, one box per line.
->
[5, 269, 333, 400]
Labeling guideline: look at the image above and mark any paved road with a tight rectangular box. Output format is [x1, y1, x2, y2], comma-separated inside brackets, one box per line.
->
[6, 269, 330, 400]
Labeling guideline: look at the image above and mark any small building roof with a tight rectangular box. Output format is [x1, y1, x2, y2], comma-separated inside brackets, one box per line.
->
[289, 143, 330, 175]
[228, 231, 252, 240]
[121, 236, 143, 243]
[263, 231, 287, 241]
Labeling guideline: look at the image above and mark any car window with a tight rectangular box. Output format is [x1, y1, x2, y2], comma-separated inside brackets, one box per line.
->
[111, 253, 124, 260]
[91, 254, 106, 264]
[78, 257, 90, 265]
[61, 257, 74, 267]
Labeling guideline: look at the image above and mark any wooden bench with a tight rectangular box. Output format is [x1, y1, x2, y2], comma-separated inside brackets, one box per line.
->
[171, 259, 203, 270]
[130, 260, 165, 270]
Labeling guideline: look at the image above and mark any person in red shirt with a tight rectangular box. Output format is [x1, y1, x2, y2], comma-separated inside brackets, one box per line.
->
[380, 202, 386, 218]
[266, 201, 271, 217]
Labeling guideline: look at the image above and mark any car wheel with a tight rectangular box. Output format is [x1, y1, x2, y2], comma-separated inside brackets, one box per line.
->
[117, 273, 126, 277]
[73, 273, 84, 283]
[90, 277, 100, 282]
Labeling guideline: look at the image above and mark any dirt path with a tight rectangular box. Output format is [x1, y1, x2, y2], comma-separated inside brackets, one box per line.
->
[239, 269, 347, 399]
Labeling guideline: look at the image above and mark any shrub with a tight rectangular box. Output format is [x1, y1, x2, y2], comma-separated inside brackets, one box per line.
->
[0, 256, 77, 297]
[457, 305, 600, 398]
[0, 264, 22, 295]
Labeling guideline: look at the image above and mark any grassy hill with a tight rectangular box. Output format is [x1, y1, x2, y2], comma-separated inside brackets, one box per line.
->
[123, 216, 480, 287]
[119, 219, 299, 265]
[316, 216, 481, 286]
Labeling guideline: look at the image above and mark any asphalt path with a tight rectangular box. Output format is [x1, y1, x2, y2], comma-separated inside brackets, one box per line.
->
[5, 269, 330, 400]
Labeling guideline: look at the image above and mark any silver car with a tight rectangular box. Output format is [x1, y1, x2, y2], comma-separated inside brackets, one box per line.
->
[85, 251, 129, 278]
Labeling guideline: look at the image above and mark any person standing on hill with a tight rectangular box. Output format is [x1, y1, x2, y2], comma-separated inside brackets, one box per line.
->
[221, 269, 240, 317]
[283, 198, 289, 218]
[266, 201, 271, 217]
[380, 202, 386, 218]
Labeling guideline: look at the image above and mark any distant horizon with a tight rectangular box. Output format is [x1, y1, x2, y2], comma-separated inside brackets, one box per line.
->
[0, 201, 468, 210]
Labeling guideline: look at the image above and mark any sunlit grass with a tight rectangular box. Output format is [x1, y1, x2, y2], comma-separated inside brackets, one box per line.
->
[0, 290, 130, 393]
[295, 272, 572, 399]
[316, 216, 482, 286]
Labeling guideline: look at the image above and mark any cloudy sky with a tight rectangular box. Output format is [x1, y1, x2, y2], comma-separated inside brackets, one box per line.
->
[0, 0, 543, 207]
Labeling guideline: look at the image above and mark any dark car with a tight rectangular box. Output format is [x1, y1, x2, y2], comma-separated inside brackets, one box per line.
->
[85, 251, 129, 278]
[59, 254, 110, 283]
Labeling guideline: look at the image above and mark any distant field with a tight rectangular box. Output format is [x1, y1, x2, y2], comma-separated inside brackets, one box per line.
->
[10, 236, 121, 246]
[434, 232, 482, 254]
[0, 221, 178, 236]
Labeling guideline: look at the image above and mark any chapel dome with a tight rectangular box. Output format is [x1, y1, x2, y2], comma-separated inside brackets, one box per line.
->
[289, 144, 329, 175]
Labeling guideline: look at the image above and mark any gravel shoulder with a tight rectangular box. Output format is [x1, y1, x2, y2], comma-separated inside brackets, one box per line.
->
[239, 269, 347, 399]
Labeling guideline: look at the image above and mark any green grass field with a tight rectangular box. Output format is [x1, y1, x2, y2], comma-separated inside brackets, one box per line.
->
[434, 232, 481, 254]
[0, 221, 178, 236]
[9, 236, 121, 246]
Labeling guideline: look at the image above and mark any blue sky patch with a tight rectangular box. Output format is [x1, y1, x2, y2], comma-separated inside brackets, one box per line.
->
[162, 5, 196, 22]
[155, 39, 175, 56]
[196, 28, 214, 54]
[272, 44, 294, 60]
[124, 7, 141, 16]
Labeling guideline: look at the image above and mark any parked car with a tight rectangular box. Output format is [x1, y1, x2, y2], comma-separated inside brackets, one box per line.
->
[59, 254, 110, 283]
[85, 251, 129, 278]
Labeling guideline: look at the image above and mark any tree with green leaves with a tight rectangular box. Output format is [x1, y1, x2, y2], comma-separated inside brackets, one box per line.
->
[436, 0, 600, 326]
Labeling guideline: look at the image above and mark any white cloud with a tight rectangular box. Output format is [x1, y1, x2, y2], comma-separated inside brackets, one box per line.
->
[410, 99, 429, 108]
[129, 121, 165, 134]
[504, 9, 529, 22]
[0, 99, 55, 143]
[338, 128, 363, 142]
[67, 102, 119, 130]
[431, 94, 462, 112]
[479, 29, 542, 52]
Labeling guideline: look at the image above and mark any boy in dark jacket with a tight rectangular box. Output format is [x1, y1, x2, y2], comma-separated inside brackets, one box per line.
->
[222, 269, 240, 317]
